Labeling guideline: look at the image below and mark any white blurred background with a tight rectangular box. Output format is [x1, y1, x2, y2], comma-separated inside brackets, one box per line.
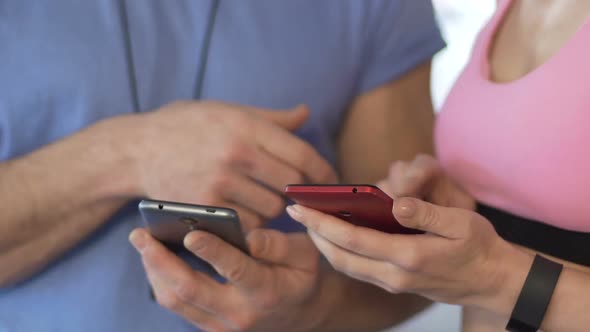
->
[385, 1, 496, 331]
[431, 0, 496, 111]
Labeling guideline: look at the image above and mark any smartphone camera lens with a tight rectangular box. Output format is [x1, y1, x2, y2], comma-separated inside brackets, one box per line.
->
[352, 187, 358, 193]
[338, 211, 352, 218]
[180, 218, 199, 231]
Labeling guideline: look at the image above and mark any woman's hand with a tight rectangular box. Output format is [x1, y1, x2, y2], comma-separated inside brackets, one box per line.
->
[287, 198, 534, 315]
[379, 154, 475, 210]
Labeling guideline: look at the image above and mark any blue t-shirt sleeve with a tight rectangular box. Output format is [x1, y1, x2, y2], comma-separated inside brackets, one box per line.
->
[357, 0, 446, 94]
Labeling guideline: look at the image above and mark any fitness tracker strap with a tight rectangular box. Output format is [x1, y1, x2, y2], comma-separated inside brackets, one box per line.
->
[506, 254, 563, 332]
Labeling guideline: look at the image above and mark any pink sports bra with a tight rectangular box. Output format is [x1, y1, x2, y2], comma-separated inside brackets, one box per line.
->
[435, 0, 590, 233]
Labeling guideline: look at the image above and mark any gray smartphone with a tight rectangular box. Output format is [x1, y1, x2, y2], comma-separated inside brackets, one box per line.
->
[138, 199, 249, 254]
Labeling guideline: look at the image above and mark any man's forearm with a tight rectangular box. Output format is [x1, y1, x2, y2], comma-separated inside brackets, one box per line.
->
[0, 115, 140, 286]
[306, 265, 430, 332]
[337, 61, 435, 184]
[325, 60, 436, 330]
[0, 197, 127, 286]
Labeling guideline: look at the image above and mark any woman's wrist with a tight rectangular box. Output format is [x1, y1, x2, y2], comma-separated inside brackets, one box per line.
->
[480, 244, 536, 318]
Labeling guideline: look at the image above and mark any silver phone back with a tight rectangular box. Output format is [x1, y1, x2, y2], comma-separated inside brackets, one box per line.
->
[138, 199, 249, 254]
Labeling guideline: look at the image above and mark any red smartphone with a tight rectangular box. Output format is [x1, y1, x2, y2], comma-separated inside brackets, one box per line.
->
[284, 184, 418, 234]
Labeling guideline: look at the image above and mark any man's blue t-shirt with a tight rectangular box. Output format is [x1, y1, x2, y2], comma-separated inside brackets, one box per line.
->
[0, 1, 444, 331]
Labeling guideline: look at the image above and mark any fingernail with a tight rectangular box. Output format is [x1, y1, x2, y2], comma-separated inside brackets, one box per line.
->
[286, 205, 304, 220]
[184, 233, 207, 252]
[129, 230, 147, 252]
[395, 198, 416, 218]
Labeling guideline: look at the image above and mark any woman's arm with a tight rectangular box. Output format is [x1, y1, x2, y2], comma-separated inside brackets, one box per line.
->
[542, 267, 590, 331]
[288, 196, 590, 332]
[493, 249, 590, 332]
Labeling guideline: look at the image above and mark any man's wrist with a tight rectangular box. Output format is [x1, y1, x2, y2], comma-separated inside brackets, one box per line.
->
[87, 114, 146, 199]
[302, 265, 425, 332]
[294, 265, 344, 332]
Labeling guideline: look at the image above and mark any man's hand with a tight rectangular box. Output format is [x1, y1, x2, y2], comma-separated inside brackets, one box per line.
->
[130, 228, 322, 332]
[131, 101, 337, 230]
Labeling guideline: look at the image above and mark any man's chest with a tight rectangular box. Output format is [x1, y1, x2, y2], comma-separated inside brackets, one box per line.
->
[0, 1, 365, 159]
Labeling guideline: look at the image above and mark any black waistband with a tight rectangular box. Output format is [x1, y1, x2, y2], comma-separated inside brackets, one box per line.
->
[477, 203, 590, 267]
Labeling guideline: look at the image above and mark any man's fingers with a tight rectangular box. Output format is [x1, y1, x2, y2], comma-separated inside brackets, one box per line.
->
[184, 231, 265, 292]
[211, 100, 307, 131]
[252, 115, 337, 185]
[129, 229, 229, 314]
[251, 104, 309, 131]
[220, 174, 285, 220]
[222, 203, 264, 231]
[219, 102, 337, 184]
[247, 229, 318, 270]
[148, 271, 230, 332]
[259, 134, 337, 184]
[237, 143, 305, 193]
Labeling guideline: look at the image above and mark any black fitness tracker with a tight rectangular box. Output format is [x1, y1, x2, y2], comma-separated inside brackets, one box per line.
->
[506, 254, 563, 332]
